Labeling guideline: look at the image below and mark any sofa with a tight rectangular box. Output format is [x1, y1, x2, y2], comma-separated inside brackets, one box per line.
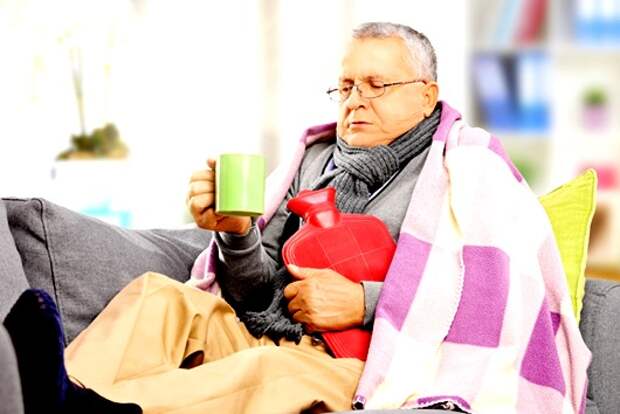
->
[0, 197, 618, 414]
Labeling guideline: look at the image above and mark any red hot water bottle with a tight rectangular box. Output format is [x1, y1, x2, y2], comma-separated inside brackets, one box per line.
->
[282, 187, 396, 360]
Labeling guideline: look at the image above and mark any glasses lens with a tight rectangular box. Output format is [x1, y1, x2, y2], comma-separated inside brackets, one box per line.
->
[339, 85, 353, 101]
[327, 82, 386, 101]
[327, 89, 341, 102]
[358, 81, 385, 98]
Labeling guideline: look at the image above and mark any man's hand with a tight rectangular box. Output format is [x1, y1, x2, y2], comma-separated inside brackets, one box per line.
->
[187, 158, 252, 235]
[283, 264, 365, 333]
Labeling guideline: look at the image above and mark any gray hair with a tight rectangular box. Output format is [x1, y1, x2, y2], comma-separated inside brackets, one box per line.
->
[352, 22, 437, 81]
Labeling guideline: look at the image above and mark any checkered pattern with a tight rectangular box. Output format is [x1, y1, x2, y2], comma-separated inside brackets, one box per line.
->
[188, 102, 591, 414]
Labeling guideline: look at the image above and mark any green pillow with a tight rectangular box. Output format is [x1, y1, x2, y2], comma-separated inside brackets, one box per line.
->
[538, 169, 597, 322]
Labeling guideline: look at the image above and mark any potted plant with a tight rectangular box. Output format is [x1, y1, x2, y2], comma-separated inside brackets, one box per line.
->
[56, 123, 128, 160]
[55, 32, 129, 160]
[582, 86, 610, 131]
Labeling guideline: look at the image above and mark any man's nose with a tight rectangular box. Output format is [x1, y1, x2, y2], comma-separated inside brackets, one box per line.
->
[344, 85, 367, 109]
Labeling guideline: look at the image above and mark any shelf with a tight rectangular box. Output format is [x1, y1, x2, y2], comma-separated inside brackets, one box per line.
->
[472, 43, 547, 55]
[495, 131, 551, 140]
[46, 159, 191, 229]
[551, 43, 620, 59]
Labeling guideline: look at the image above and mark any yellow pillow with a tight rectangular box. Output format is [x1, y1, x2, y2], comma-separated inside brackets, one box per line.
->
[539, 169, 597, 322]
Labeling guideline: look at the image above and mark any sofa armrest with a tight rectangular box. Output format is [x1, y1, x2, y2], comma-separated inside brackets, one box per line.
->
[4, 197, 212, 342]
[0, 200, 30, 320]
[586, 398, 601, 414]
[579, 278, 620, 414]
[0, 325, 24, 414]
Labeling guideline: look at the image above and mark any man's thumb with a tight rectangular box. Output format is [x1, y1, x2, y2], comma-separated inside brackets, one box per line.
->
[286, 264, 307, 279]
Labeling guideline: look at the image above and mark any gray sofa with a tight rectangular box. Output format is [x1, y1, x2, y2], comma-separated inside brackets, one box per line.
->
[0, 197, 618, 414]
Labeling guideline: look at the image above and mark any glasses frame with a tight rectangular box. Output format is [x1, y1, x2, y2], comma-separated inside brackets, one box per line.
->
[326, 79, 428, 102]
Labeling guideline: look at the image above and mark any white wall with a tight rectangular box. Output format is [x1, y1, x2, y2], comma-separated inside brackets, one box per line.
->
[0, 0, 469, 227]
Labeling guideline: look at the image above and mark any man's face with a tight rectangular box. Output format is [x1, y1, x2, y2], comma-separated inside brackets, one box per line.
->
[336, 37, 438, 147]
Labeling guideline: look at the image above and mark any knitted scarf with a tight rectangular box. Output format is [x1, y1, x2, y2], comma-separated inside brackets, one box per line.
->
[239, 106, 442, 344]
[311, 106, 442, 213]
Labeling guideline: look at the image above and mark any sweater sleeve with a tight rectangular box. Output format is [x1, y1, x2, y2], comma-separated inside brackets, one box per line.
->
[361, 281, 383, 328]
[214, 176, 299, 307]
[214, 141, 386, 326]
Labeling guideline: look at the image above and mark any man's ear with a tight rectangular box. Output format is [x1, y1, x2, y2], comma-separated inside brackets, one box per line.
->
[422, 81, 439, 117]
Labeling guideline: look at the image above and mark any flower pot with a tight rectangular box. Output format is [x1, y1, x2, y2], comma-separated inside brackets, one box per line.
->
[582, 105, 610, 131]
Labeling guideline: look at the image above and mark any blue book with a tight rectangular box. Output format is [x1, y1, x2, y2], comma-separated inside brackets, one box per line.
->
[600, 0, 620, 42]
[613, 0, 620, 41]
[515, 52, 550, 132]
[473, 55, 516, 130]
[574, 0, 603, 42]
[494, 0, 524, 46]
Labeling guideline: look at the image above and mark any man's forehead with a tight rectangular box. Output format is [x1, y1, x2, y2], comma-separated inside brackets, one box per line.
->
[339, 36, 415, 80]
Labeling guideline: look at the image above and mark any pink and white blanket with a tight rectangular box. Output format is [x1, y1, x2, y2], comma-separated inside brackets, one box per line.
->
[188, 102, 591, 413]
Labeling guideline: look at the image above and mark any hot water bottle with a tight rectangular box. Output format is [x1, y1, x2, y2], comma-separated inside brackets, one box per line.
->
[282, 187, 396, 360]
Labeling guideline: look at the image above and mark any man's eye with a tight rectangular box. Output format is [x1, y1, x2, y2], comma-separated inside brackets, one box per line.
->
[340, 86, 352, 93]
[369, 82, 384, 89]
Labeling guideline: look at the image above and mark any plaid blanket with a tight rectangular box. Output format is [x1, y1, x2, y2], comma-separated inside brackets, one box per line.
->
[188, 102, 590, 413]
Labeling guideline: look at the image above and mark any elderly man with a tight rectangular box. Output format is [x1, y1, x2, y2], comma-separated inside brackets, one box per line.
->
[189, 23, 439, 335]
[68, 22, 441, 413]
[4, 22, 588, 414]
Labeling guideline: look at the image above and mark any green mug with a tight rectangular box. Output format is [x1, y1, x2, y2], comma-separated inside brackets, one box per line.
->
[215, 153, 265, 216]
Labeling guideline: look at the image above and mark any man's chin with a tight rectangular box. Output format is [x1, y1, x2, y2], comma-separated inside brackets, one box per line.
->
[341, 132, 377, 148]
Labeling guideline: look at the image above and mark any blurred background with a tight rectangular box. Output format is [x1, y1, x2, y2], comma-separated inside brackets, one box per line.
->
[1, 0, 619, 279]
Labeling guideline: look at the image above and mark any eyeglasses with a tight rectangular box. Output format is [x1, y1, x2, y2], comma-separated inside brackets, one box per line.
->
[326, 79, 427, 102]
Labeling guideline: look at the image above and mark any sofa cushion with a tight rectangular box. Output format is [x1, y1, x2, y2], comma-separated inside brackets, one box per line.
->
[0, 325, 23, 414]
[539, 169, 597, 321]
[4, 198, 212, 342]
[580, 278, 620, 414]
[0, 200, 30, 320]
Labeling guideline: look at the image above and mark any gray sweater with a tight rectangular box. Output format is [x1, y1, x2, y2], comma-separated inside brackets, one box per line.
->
[215, 140, 430, 326]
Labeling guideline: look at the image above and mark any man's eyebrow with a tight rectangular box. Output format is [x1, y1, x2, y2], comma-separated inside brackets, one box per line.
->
[338, 74, 385, 82]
